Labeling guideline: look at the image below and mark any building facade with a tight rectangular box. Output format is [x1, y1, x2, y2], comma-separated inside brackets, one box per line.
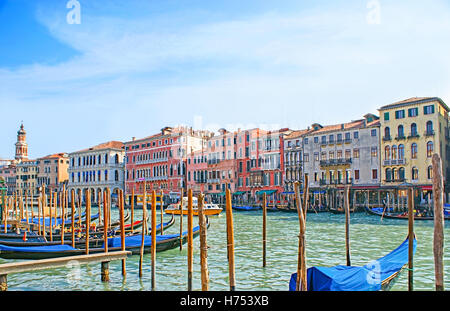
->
[124, 126, 211, 200]
[379, 97, 450, 193]
[36, 153, 70, 193]
[68, 141, 125, 202]
[0, 164, 16, 195]
[15, 160, 39, 196]
[302, 114, 381, 190]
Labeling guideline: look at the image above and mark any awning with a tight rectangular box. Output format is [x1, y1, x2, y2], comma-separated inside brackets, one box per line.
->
[217, 192, 226, 196]
[233, 191, 246, 195]
[256, 190, 277, 195]
[421, 185, 433, 191]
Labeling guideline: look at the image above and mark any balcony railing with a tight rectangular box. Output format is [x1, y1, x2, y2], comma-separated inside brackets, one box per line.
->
[320, 158, 352, 167]
[320, 178, 353, 186]
[395, 135, 406, 140]
[424, 130, 435, 137]
[383, 136, 392, 141]
[384, 158, 407, 166]
[407, 133, 420, 139]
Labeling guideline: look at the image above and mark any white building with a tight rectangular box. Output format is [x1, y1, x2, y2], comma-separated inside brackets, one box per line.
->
[68, 141, 125, 202]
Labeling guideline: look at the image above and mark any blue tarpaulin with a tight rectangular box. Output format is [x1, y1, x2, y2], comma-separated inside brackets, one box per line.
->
[289, 237, 416, 291]
[0, 244, 76, 253]
[107, 225, 200, 248]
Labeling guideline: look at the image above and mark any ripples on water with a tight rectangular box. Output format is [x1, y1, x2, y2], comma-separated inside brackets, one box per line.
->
[1, 209, 449, 291]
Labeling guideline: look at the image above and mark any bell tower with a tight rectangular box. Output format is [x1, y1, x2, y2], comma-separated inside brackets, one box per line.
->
[15, 123, 28, 162]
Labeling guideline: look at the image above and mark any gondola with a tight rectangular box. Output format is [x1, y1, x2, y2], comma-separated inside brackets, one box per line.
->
[0, 211, 123, 241]
[365, 206, 450, 221]
[0, 217, 206, 260]
[232, 206, 262, 211]
[289, 236, 417, 291]
[0, 215, 175, 248]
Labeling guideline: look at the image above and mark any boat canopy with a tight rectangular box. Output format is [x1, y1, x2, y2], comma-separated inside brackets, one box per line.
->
[256, 190, 277, 195]
[289, 237, 417, 291]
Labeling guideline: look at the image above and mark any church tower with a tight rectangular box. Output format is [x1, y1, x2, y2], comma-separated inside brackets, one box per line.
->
[15, 123, 28, 162]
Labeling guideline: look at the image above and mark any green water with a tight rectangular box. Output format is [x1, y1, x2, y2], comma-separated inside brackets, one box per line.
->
[1, 210, 449, 291]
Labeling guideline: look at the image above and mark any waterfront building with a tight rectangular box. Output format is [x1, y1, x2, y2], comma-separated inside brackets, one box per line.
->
[378, 97, 450, 196]
[36, 153, 70, 193]
[302, 114, 381, 190]
[0, 164, 16, 195]
[15, 159, 39, 196]
[124, 126, 211, 202]
[283, 129, 314, 193]
[68, 141, 125, 202]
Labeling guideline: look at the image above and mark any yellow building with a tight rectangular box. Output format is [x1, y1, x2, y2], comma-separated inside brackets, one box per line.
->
[379, 97, 450, 193]
[15, 159, 39, 196]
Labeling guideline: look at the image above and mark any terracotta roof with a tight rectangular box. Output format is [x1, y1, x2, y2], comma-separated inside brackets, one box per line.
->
[73, 141, 124, 153]
[379, 97, 449, 111]
[283, 129, 313, 140]
[39, 153, 68, 160]
[308, 119, 366, 135]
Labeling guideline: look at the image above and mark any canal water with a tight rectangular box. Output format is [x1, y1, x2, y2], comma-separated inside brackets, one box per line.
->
[2, 209, 449, 291]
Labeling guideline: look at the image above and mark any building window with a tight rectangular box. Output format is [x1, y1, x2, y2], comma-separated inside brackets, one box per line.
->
[399, 167, 405, 181]
[412, 167, 419, 180]
[427, 141, 434, 157]
[385, 146, 390, 160]
[353, 132, 359, 139]
[398, 144, 404, 160]
[408, 107, 418, 117]
[384, 112, 389, 121]
[371, 147, 378, 158]
[410, 123, 418, 136]
[395, 110, 405, 119]
[304, 153, 309, 162]
[371, 129, 377, 137]
[397, 125, 404, 138]
[411, 143, 418, 159]
[426, 121, 434, 135]
[372, 169, 378, 180]
[354, 170, 360, 180]
[424, 105, 435, 115]
[427, 166, 433, 179]
[391, 145, 398, 159]
[353, 149, 360, 159]
[384, 127, 390, 139]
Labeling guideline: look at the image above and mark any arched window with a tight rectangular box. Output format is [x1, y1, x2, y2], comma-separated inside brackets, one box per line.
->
[411, 123, 417, 136]
[392, 145, 398, 160]
[426, 121, 433, 134]
[427, 141, 434, 157]
[392, 168, 397, 181]
[412, 167, 418, 180]
[398, 144, 404, 160]
[411, 143, 418, 159]
[398, 125, 404, 138]
[115, 170, 119, 181]
[385, 146, 391, 160]
[386, 168, 392, 181]
[384, 127, 390, 139]
[115, 154, 119, 164]
[399, 167, 405, 181]
[427, 165, 433, 179]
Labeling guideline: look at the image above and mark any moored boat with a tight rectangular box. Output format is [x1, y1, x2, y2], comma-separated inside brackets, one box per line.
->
[365, 206, 450, 221]
[289, 236, 417, 291]
[165, 197, 222, 216]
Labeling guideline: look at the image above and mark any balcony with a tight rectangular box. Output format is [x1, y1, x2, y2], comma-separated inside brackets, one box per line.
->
[395, 135, 406, 141]
[207, 178, 220, 184]
[424, 130, 435, 137]
[320, 178, 353, 186]
[384, 158, 407, 166]
[382, 136, 392, 142]
[385, 178, 406, 183]
[135, 157, 168, 165]
[344, 138, 352, 144]
[407, 133, 420, 139]
[320, 158, 352, 167]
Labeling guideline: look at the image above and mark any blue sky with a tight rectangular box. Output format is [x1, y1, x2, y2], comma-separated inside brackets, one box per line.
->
[1, 0, 450, 159]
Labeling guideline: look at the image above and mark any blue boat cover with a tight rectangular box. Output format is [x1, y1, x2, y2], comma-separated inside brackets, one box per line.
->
[107, 225, 200, 248]
[26, 213, 97, 227]
[289, 237, 417, 291]
[0, 244, 77, 253]
[233, 206, 261, 211]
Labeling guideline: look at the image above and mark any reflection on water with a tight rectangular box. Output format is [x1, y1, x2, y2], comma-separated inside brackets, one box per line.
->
[1, 209, 449, 291]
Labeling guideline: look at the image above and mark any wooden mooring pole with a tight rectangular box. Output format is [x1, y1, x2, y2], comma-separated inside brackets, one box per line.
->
[151, 190, 157, 290]
[344, 185, 351, 266]
[187, 189, 194, 291]
[198, 194, 209, 291]
[119, 189, 126, 279]
[407, 187, 415, 291]
[262, 192, 267, 268]
[179, 188, 184, 251]
[139, 183, 147, 278]
[432, 154, 445, 291]
[85, 189, 91, 255]
[225, 188, 236, 291]
[294, 179, 307, 291]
